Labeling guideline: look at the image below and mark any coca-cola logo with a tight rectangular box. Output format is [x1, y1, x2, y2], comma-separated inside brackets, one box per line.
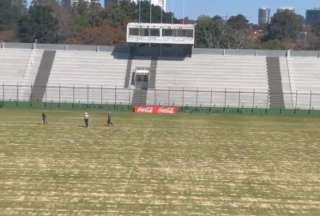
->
[135, 106, 153, 113]
[134, 106, 177, 114]
[158, 107, 177, 114]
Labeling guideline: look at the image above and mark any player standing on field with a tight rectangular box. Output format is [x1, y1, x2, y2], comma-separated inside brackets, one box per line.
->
[42, 113, 48, 125]
[107, 112, 113, 127]
[84, 112, 89, 128]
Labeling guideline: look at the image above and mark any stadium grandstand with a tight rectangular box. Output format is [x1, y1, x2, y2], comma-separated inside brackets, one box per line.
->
[1, 3, 320, 215]
[1, 27, 320, 110]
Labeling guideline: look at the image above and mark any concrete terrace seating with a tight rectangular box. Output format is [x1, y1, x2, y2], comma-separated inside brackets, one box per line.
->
[289, 57, 320, 109]
[0, 48, 30, 84]
[46, 50, 129, 104]
[0, 48, 43, 101]
[149, 55, 269, 108]
[3, 45, 320, 110]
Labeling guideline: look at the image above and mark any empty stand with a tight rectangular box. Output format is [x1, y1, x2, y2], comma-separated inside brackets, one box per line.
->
[0, 49, 31, 84]
[46, 50, 128, 103]
[151, 54, 269, 108]
[3, 45, 320, 111]
[0, 48, 42, 101]
[287, 57, 320, 109]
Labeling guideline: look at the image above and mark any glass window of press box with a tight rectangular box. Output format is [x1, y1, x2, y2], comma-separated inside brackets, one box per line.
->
[129, 28, 160, 36]
[162, 29, 193, 37]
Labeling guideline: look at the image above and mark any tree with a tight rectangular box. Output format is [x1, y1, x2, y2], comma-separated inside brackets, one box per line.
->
[31, 0, 73, 42]
[226, 14, 249, 30]
[195, 16, 225, 48]
[0, 0, 26, 31]
[302, 24, 320, 49]
[195, 14, 252, 49]
[68, 1, 135, 45]
[101, 4, 134, 27]
[260, 39, 287, 49]
[18, 5, 59, 43]
[136, 1, 176, 23]
[66, 24, 124, 45]
[268, 11, 304, 40]
[71, 0, 103, 31]
[224, 15, 251, 48]
[0, 30, 17, 41]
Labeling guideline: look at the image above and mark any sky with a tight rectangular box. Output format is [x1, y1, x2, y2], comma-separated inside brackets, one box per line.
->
[167, 0, 320, 23]
[27, 0, 320, 24]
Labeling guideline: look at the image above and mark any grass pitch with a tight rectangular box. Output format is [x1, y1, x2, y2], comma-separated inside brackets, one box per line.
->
[0, 109, 319, 215]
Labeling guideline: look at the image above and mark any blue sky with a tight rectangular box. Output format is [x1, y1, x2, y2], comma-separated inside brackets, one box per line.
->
[168, 0, 320, 23]
[27, 0, 320, 23]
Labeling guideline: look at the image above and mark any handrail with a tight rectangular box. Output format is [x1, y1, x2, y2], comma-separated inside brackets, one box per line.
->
[22, 49, 35, 81]
[2, 42, 320, 58]
[286, 56, 295, 109]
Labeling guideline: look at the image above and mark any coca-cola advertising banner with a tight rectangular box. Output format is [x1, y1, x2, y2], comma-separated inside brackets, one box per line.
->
[133, 106, 177, 114]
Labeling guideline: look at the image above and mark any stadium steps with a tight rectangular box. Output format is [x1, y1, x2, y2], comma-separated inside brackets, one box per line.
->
[266, 57, 285, 109]
[124, 58, 133, 88]
[279, 57, 295, 109]
[148, 57, 158, 89]
[132, 89, 147, 105]
[30, 50, 56, 101]
[124, 50, 133, 88]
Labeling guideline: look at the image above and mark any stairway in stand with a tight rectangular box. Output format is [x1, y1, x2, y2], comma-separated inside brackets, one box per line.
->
[124, 49, 133, 88]
[30, 50, 56, 101]
[266, 57, 285, 109]
[132, 89, 148, 106]
[148, 57, 158, 89]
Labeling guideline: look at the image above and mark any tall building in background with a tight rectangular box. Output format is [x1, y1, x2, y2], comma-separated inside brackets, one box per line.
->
[258, 8, 271, 26]
[306, 9, 320, 25]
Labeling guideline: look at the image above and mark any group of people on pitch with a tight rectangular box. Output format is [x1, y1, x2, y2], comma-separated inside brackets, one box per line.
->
[41, 112, 113, 128]
[83, 112, 113, 128]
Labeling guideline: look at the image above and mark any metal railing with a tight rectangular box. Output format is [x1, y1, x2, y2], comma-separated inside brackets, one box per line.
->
[1, 84, 320, 110]
[2, 42, 320, 58]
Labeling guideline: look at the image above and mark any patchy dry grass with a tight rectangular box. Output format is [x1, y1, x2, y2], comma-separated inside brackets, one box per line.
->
[0, 109, 319, 215]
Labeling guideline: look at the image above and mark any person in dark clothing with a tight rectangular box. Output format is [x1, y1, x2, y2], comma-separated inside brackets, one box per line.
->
[42, 113, 48, 125]
[84, 112, 89, 128]
[107, 112, 113, 127]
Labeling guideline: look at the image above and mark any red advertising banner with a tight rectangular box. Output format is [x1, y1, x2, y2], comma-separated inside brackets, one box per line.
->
[133, 105, 157, 113]
[157, 106, 177, 114]
[133, 106, 177, 114]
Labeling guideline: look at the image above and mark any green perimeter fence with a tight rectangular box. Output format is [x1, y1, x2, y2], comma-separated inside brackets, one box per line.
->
[0, 84, 320, 116]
